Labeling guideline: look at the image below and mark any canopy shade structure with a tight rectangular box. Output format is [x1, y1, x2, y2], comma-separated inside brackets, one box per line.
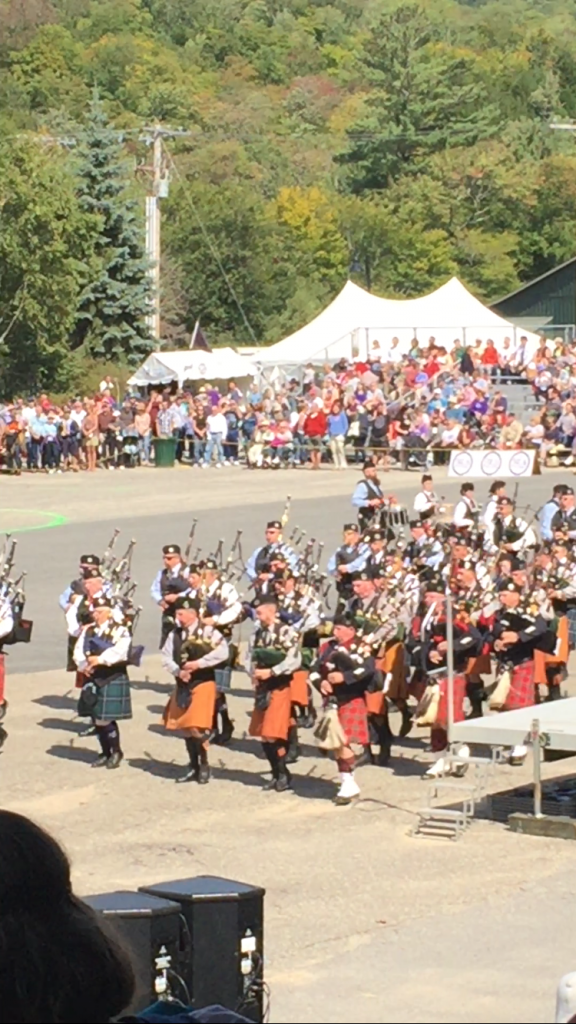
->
[128, 348, 256, 388]
[257, 278, 542, 367]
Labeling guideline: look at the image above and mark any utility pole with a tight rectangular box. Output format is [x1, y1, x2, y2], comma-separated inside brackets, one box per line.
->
[140, 125, 191, 343]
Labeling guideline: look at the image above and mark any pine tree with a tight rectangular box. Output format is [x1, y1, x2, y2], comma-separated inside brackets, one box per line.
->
[336, 5, 498, 194]
[73, 95, 153, 363]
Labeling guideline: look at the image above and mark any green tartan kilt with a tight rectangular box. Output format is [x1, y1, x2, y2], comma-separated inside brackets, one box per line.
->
[79, 673, 132, 722]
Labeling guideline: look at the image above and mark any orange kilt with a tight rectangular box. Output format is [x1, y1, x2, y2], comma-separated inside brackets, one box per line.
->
[380, 641, 407, 701]
[163, 680, 217, 732]
[250, 684, 291, 741]
[290, 669, 310, 707]
[534, 616, 569, 686]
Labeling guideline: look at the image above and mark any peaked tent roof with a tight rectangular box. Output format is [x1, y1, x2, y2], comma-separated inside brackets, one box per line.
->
[257, 277, 542, 365]
[127, 348, 256, 388]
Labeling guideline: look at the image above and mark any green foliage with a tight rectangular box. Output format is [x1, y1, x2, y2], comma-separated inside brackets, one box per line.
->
[0, 138, 96, 397]
[72, 94, 153, 363]
[3, 0, 576, 374]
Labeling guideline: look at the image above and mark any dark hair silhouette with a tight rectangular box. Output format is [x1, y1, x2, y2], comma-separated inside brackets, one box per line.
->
[0, 811, 135, 1023]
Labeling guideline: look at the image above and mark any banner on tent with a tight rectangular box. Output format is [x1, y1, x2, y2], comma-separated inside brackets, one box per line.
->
[448, 449, 537, 479]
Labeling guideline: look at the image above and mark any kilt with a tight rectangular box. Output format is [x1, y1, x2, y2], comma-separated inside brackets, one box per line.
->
[534, 617, 569, 685]
[164, 679, 216, 732]
[502, 660, 535, 711]
[79, 673, 132, 722]
[250, 683, 291, 741]
[380, 641, 407, 701]
[435, 673, 467, 731]
[365, 688, 386, 717]
[338, 696, 369, 746]
[567, 606, 576, 648]
[290, 669, 310, 708]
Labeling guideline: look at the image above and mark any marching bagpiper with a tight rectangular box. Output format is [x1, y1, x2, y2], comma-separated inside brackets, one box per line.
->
[151, 544, 191, 648]
[247, 593, 301, 792]
[162, 595, 229, 784]
[73, 595, 132, 769]
[310, 611, 374, 804]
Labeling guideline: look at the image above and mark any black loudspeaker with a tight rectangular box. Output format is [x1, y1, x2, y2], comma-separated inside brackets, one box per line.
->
[83, 890, 183, 1015]
[140, 875, 265, 1023]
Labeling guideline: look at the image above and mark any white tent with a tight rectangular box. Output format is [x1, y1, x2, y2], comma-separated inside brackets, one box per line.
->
[257, 278, 542, 367]
[128, 348, 256, 388]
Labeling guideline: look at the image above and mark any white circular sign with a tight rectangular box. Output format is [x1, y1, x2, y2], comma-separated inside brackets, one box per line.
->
[509, 451, 531, 476]
[451, 451, 473, 476]
[481, 451, 502, 476]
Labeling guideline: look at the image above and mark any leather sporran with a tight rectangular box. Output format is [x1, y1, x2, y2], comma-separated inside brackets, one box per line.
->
[415, 684, 441, 727]
[489, 669, 511, 710]
[314, 705, 347, 751]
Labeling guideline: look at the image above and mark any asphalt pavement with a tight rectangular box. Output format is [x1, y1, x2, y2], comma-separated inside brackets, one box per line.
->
[1, 464, 574, 1024]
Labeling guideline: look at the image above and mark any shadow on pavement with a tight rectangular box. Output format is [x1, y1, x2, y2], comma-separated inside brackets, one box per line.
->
[38, 716, 85, 733]
[46, 743, 96, 763]
[34, 694, 77, 710]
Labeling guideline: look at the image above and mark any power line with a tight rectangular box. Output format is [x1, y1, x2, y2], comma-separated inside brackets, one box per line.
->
[164, 143, 258, 345]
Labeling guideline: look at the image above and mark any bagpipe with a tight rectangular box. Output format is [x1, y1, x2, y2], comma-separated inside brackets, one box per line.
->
[252, 645, 290, 669]
[309, 640, 372, 692]
[0, 536, 32, 646]
[99, 529, 142, 662]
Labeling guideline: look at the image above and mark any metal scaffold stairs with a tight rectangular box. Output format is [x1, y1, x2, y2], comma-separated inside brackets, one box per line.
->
[413, 748, 505, 840]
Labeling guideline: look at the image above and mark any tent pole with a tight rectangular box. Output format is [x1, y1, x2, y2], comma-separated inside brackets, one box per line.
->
[446, 586, 455, 748]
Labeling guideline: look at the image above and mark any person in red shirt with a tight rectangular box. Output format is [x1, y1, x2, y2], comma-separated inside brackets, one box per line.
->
[481, 338, 500, 378]
[303, 405, 327, 470]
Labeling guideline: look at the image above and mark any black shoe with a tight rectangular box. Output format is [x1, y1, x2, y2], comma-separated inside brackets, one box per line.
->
[399, 709, 413, 737]
[214, 718, 235, 745]
[176, 766, 199, 783]
[377, 742, 392, 767]
[262, 777, 277, 791]
[79, 725, 97, 738]
[285, 742, 301, 765]
[198, 763, 210, 785]
[275, 772, 292, 793]
[91, 753, 108, 768]
[106, 751, 123, 770]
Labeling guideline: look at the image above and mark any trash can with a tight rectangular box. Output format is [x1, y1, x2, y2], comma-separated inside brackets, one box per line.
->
[152, 436, 177, 468]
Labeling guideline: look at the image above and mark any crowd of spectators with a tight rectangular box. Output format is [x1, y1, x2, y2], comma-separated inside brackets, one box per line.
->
[2, 334, 576, 475]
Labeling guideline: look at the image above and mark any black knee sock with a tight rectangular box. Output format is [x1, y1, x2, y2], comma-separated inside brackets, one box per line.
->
[106, 721, 121, 755]
[262, 741, 278, 777]
[275, 741, 289, 777]
[185, 737, 199, 768]
[96, 726, 109, 757]
[196, 738, 208, 765]
[368, 718, 379, 746]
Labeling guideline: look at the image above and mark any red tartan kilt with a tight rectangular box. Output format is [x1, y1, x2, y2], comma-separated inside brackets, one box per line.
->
[435, 674, 467, 730]
[338, 696, 369, 746]
[503, 661, 535, 711]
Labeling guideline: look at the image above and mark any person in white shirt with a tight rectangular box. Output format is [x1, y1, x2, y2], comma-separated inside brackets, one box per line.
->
[413, 474, 439, 521]
[453, 482, 479, 529]
[203, 407, 228, 467]
[69, 399, 87, 429]
[483, 479, 507, 550]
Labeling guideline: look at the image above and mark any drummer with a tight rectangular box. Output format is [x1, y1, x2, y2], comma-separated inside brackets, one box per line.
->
[352, 460, 386, 533]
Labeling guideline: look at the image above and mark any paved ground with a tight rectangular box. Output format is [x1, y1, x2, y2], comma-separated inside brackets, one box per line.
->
[1, 464, 574, 1023]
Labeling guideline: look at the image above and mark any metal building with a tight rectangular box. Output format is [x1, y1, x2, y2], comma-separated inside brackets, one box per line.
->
[492, 257, 576, 339]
